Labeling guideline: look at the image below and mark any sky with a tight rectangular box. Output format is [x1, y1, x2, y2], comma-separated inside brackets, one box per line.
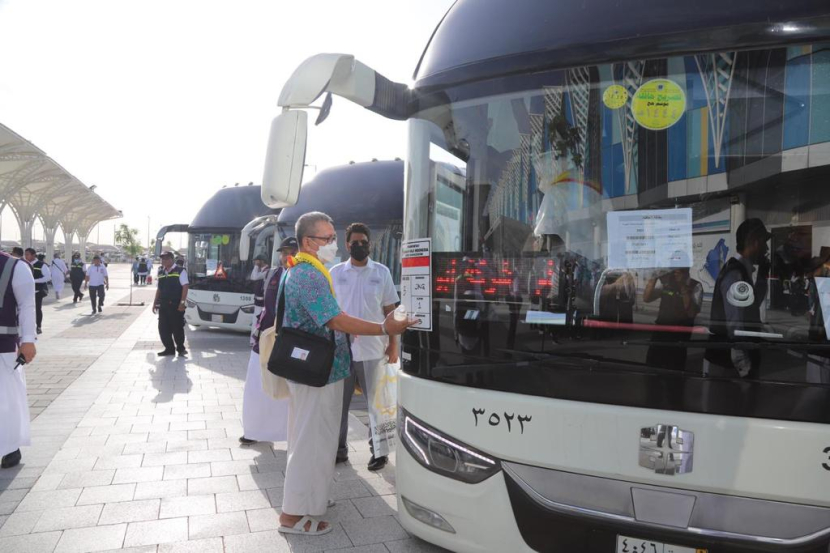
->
[0, 0, 454, 248]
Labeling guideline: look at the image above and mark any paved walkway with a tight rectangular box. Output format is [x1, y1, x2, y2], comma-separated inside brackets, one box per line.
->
[0, 264, 447, 553]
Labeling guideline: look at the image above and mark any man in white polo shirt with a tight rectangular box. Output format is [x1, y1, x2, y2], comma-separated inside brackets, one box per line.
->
[332, 222, 399, 471]
[84, 255, 109, 315]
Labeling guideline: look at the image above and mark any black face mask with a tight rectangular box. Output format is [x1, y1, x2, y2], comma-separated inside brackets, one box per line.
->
[350, 243, 370, 262]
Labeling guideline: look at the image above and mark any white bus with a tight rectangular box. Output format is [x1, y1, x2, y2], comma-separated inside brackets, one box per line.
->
[263, 2, 830, 551]
[156, 184, 277, 332]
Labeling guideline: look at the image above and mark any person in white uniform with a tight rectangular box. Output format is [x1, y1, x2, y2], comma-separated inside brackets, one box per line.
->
[239, 237, 297, 446]
[84, 255, 109, 315]
[51, 252, 68, 300]
[332, 223, 400, 471]
[0, 251, 36, 469]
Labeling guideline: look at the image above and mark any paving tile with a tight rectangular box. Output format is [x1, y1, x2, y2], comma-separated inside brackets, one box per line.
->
[162, 464, 210, 481]
[0, 510, 42, 536]
[30, 473, 66, 492]
[122, 442, 167, 455]
[95, 455, 144, 470]
[341, 515, 408, 546]
[33, 504, 104, 532]
[58, 469, 116, 489]
[186, 449, 231, 464]
[0, 530, 63, 553]
[141, 452, 188, 467]
[329, 479, 373, 501]
[187, 511, 249, 539]
[245, 507, 281, 533]
[124, 517, 188, 547]
[223, 530, 292, 553]
[236, 471, 284, 491]
[157, 537, 223, 553]
[134, 479, 188, 500]
[99, 546, 157, 553]
[77, 483, 136, 505]
[187, 475, 238, 495]
[210, 460, 257, 477]
[113, 467, 164, 484]
[16, 488, 83, 512]
[325, 500, 363, 524]
[159, 495, 215, 519]
[324, 545, 387, 553]
[98, 499, 160, 525]
[0, 488, 29, 503]
[43, 457, 98, 475]
[283, 523, 354, 552]
[54, 523, 128, 553]
[352, 495, 398, 518]
[215, 490, 271, 513]
[164, 440, 207, 453]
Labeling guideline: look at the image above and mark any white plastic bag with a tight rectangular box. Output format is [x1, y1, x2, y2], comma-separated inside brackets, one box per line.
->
[365, 360, 399, 457]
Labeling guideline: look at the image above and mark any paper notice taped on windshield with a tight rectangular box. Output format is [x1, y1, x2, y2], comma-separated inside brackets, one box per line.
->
[607, 208, 693, 269]
[815, 277, 830, 340]
[401, 238, 432, 331]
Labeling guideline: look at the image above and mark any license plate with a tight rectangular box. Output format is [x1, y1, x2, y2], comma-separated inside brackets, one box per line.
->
[211, 314, 223, 323]
[616, 535, 706, 553]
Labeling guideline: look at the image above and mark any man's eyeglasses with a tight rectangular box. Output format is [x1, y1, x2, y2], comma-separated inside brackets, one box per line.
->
[308, 235, 337, 245]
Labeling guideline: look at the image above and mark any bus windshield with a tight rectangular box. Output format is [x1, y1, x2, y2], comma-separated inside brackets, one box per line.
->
[188, 232, 247, 288]
[405, 43, 830, 421]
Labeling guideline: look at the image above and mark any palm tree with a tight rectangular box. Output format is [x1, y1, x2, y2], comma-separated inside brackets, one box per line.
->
[115, 224, 143, 257]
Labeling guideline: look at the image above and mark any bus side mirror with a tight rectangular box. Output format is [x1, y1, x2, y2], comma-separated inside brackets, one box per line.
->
[262, 109, 307, 208]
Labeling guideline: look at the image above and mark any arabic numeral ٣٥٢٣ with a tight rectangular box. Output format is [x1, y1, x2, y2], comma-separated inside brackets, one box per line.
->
[472, 408, 531, 434]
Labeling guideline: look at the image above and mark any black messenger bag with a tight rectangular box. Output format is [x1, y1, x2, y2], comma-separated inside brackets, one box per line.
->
[266, 283, 335, 387]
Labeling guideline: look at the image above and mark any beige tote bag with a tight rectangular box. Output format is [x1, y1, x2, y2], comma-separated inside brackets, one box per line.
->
[258, 322, 290, 400]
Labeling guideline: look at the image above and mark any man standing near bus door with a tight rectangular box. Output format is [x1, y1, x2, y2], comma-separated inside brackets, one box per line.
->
[705, 218, 772, 379]
[84, 255, 109, 315]
[70, 252, 86, 304]
[51, 252, 67, 301]
[239, 237, 297, 446]
[0, 250, 37, 469]
[332, 223, 399, 471]
[24, 248, 50, 334]
[250, 254, 270, 319]
[153, 251, 189, 357]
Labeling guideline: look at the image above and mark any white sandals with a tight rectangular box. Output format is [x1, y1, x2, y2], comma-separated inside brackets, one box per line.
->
[278, 515, 332, 536]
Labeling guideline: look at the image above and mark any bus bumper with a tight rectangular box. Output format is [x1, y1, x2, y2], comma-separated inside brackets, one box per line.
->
[396, 445, 533, 553]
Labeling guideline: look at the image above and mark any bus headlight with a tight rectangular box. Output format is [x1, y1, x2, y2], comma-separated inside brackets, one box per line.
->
[240, 304, 256, 314]
[185, 299, 196, 308]
[400, 409, 500, 484]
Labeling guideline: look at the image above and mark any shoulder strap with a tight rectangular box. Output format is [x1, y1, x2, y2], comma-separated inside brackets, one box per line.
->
[0, 257, 18, 309]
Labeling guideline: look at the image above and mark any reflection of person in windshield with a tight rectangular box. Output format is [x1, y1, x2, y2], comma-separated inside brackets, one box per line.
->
[599, 271, 635, 324]
[643, 256, 703, 370]
[805, 249, 830, 384]
[705, 218, 771, 379]
[453, 257, 490, 356]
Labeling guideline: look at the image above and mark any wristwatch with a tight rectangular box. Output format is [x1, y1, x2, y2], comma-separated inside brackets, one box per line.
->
[179, 300, 186, 306]
[380, 321, 388, 336]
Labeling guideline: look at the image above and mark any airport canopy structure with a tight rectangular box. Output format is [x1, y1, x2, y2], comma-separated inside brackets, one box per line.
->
[0, 122, 120, 260]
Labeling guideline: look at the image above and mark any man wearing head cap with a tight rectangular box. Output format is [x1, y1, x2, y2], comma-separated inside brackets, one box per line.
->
[152, 251, 189, 356]
[51, 252, 68, 301]
[84, 255, 109, 315]
[705, 218, 772, 378]
[239, 236, 297, 446]
[250, 253, 271, 319]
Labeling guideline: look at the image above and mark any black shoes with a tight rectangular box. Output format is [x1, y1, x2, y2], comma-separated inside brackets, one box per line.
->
[157, 350, 175, 357]
[239, 436, 257, 446]
[1, 449, 21, 469]
[367, 455, 388, 472]
[36, 327, 42, 335]
[335, 453, 349, 464]
[98, 306, 103, 313]
[91, 310, 97, 316]
[177, 348, 188, 357]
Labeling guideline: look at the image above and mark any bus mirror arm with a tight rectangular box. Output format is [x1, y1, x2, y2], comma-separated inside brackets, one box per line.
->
[278, 53, 409, 121]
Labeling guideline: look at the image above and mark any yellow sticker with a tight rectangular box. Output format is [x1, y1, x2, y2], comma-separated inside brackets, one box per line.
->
[221, 235, 230, 245]
[631, 79, 686, 130]
[603, 84, 628, 109]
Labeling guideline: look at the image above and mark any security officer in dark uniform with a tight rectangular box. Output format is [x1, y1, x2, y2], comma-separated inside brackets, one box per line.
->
[69, 252, 86, 304]
[153, 251, 189, 357]
[24, 248, 50, 334]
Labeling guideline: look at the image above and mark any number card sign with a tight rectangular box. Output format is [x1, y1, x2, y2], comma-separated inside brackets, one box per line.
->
[401, 238, 432, 331]
[607, 208, 693, 269]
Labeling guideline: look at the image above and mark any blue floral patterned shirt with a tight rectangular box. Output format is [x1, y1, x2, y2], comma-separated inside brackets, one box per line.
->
[278, 263, 350, 383]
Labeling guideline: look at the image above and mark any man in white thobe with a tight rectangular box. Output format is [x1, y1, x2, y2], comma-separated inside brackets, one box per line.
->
[0, 251, 36, 469]
[51, 252, 68, 300]
[332, 223, 399, 471]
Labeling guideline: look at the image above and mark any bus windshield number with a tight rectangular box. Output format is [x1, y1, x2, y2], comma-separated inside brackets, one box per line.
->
[823, 447, 830, 471]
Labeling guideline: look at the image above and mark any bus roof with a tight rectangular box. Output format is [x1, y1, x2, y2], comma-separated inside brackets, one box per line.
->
[414, 0, 830, 88]
[189, 185, 278, 232]
[278, 160, 403, 228]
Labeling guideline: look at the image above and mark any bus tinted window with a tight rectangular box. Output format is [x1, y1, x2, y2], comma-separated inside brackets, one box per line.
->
[405, 44, 830, 410]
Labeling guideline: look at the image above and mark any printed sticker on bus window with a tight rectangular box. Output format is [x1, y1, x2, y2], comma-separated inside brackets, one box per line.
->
[603, 84, 628, 109]
[631, 79, 686, 130]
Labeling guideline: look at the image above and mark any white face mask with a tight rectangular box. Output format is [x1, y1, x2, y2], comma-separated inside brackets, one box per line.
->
[316, 242, 338, 264]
